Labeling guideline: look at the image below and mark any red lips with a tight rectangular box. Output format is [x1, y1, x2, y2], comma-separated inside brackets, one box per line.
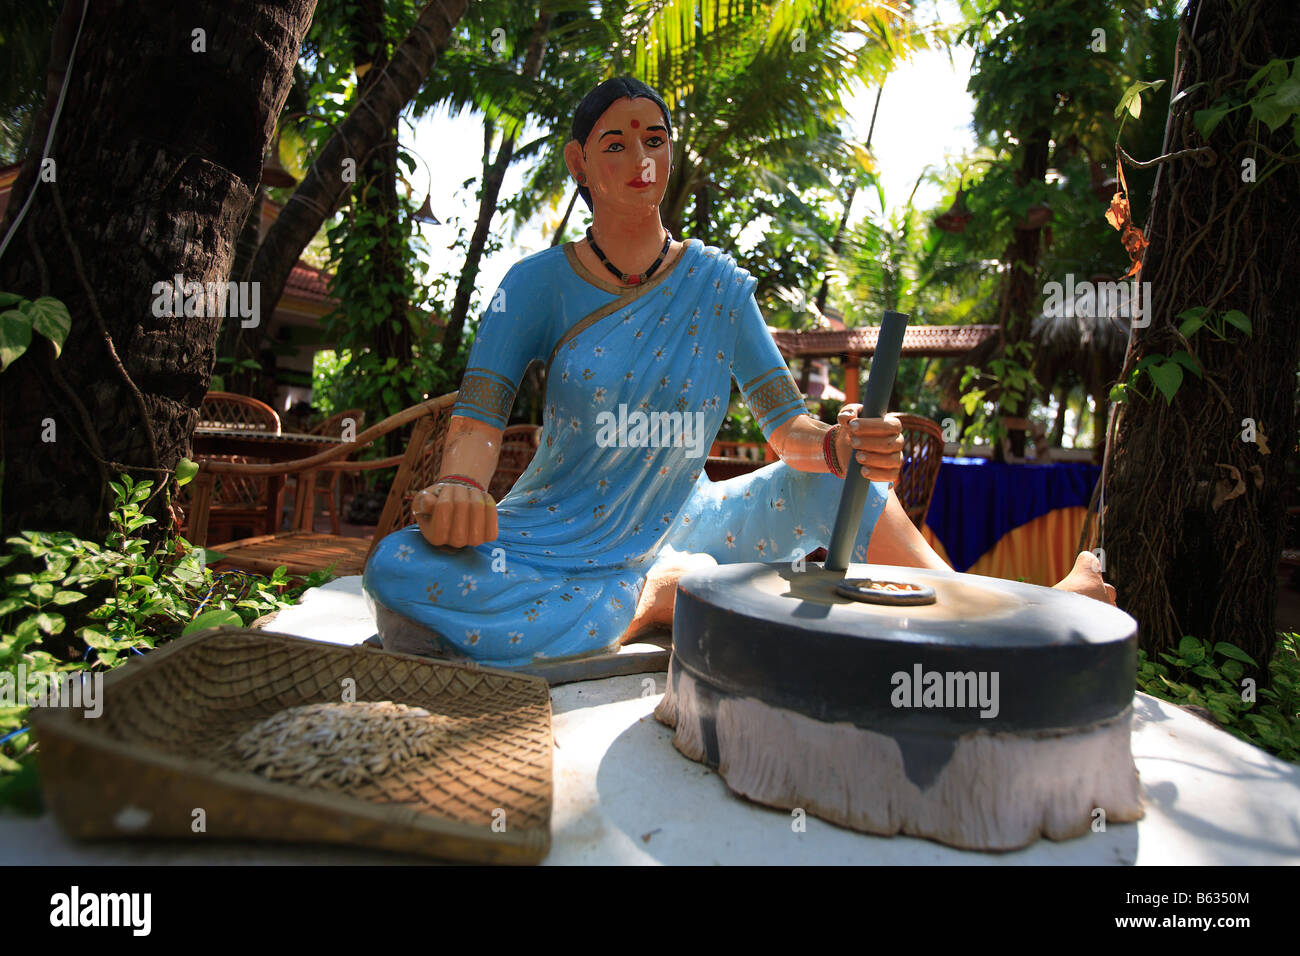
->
[626, 176, 654, 188]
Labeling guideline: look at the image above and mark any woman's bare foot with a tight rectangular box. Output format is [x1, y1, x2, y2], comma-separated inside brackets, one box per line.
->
[1053, 551, 1117, 606]
[623, 550, 719, 643]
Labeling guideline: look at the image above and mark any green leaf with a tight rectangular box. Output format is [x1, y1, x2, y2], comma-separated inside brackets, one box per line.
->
[1250, 92, 1296, 133]
[0, 308, 33, 371]
[1116, 80, 1164, 120]
[51, 590, 84, 605]
[181, 609, 243, 636]
[175, 457, 199, 488]
[1194, 105, 1231, 138]
[1177, 307, 1208, 338]
[1147, 361, 1183, 404]
[29, 582, 54, 600]
[23, 297, 71, 358]
[1213, 642, 1258, 667]
[79, 627, 115, 649]
[0, 292, 24, 309]
[1221, 309, 1252, 335]
[32, 612, 65, 635]
[1168, 351, 1203, 378]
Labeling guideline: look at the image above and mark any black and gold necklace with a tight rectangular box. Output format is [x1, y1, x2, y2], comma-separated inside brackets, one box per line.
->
[585, 226, 672, 286]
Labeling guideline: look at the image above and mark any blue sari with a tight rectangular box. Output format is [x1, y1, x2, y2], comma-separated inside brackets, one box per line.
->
[363, 238, 888, 666]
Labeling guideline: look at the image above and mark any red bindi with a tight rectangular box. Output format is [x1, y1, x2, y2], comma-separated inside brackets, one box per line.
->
[630, 119, 639, 128]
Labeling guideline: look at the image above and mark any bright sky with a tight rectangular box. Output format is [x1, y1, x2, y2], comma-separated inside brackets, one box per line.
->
[407, 2, 975, 312]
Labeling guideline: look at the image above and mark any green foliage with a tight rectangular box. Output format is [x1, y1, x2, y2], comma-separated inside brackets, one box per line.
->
[1192, 56, 1300, 185]
[320, 185, 448, 421]
[958, 341, 1039, 444]
[716, 397, 769, 445]
[0, 477, 334, 809]
[1110, 306, 1250, 406]
[1137, 633, 1300, 763]
[0, 291, 70, 372]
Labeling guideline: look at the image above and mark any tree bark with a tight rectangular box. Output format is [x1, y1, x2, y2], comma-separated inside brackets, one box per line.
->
[247, 0, 469, 317]
[1101, 0, 1300, 668]
[994, 125, 1050, 460]
[0, 0, 316, 541]
[440, 10, 552, 374]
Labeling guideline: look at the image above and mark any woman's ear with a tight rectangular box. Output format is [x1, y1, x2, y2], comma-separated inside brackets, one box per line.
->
[563, 139, 585, 183]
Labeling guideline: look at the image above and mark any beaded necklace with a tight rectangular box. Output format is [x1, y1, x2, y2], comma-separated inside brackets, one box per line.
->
[585, 226, 673, 286]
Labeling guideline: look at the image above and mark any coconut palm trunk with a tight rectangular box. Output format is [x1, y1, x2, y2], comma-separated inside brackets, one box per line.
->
[247, 0, 469, 317]
[1100, 0, 1300, 667]
[0, 0, 316, 541]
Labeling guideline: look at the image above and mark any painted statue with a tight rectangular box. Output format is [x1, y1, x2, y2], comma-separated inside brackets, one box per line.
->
[362, 77, 1114, 666]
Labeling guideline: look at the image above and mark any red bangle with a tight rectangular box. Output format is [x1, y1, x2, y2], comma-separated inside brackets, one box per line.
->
[437, 474, 485, 493]
[823, 425, 844, 479]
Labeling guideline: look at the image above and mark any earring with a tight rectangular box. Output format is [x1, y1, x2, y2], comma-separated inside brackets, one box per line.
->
[578, 173, 587, 185]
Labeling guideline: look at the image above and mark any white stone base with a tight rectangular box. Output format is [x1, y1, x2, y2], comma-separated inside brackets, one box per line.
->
[655, 662, 1144, 851]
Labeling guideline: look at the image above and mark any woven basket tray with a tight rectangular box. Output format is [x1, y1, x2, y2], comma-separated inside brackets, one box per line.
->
[29, 628, 552, 864]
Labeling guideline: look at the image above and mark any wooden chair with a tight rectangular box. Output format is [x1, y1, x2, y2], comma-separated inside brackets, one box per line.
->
[489, 424, 541, 502]
[198, 392, 282, 433]
[303, 408, 366, 534]
[188, 394, 539, 577]
[192, 391, 283, 542]
[894, 413, 945, 530]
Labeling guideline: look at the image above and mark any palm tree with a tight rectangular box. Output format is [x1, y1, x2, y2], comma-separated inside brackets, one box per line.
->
[0, 0, 62, 164]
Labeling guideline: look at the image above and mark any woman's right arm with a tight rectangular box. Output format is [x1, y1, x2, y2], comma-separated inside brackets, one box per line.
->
[413, 415, 503, 549]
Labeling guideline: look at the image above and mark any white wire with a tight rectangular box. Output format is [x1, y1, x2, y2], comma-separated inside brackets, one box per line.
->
[0, 0, 91, 266]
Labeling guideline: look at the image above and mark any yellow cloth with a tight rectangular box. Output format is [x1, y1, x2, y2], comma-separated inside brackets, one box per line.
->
[922, 506, 1088, 587]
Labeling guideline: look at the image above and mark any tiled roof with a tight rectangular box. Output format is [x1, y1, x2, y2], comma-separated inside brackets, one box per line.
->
[770, 324, 999, 357]
[284, 261, 336, 304]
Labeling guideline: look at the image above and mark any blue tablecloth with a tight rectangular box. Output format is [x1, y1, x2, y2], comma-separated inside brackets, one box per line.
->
[925, 458, 1101, 573]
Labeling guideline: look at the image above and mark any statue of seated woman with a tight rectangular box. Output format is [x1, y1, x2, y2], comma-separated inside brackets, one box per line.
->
[362, 77, 1115, 666]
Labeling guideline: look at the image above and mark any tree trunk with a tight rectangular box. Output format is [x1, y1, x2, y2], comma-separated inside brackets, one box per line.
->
[247, 0, 469, 317]
[1049, 384, 1068, 448]
[353, 0, 412, 454]
[440, 10, 552, 374]
[993, 125, 1050, 460]
[1102, 0, 1300, 668]
[0, 0, 316, 541]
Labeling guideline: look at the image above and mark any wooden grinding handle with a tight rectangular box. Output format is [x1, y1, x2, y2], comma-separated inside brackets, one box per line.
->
[823, 310, 909, 573]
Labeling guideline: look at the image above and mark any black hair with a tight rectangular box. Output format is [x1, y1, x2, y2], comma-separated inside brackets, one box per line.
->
[570, 76, 673, 210]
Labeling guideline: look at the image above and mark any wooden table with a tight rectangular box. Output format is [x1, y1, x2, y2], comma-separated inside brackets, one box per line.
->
[192, 428, 345, 536]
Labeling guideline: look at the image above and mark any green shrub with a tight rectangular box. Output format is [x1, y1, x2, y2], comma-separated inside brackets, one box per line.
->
[1137, 633, 1300, 763]
[0, 475, 335, 811]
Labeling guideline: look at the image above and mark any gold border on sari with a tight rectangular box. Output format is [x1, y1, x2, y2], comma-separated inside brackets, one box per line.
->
[548, 239, 698, 374]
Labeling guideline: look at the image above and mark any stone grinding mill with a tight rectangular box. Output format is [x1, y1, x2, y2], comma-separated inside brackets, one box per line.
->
[654, 312, 1143, 851]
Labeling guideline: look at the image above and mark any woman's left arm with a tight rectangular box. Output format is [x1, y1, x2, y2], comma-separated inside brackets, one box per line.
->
[767, 407, 903, 483]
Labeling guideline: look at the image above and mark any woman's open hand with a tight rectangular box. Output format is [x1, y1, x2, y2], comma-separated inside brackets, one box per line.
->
[835, 404, 904, 483]
[413, 482, 499, 549]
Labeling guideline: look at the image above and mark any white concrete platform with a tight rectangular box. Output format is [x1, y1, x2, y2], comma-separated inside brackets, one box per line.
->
[2, 576, 1297, 865]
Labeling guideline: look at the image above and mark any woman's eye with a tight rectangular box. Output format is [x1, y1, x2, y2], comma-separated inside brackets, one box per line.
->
[646, 136, 665, 147]
[603, 142, 623, 152]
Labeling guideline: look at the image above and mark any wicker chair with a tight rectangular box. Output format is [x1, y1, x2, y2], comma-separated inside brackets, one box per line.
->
[189, 394, 539, 577]
[193, 391, 283, 542]
[304, 408, 366, 535]
[894, 413, 945, 529]
[489, 424, 541, 502]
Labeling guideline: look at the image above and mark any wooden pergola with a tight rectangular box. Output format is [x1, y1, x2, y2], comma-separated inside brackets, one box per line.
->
[770, 324, 1000, 405]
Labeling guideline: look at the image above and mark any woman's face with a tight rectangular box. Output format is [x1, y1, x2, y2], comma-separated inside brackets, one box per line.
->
[577, 96, 672, 214]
